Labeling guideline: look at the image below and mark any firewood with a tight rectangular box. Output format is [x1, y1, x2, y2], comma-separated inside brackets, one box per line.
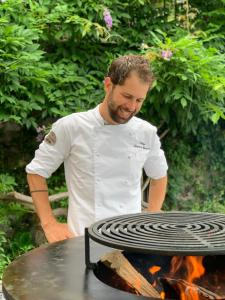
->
[162, 277, 225, 300]
[101, 250, 161, 298]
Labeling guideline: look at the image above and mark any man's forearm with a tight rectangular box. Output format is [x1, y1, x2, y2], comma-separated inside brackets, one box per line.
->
[27, 173, 74, 243]
[147, 175, 167, 211]
[27, 173, 56, 226]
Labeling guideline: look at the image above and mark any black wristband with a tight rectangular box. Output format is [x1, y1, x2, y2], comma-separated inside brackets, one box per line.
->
[30, 189, 48, 194]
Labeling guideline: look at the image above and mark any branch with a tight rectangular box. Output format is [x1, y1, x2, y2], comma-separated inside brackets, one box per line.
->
[159, 128, 170, 140]
[0, 191, 69, 209]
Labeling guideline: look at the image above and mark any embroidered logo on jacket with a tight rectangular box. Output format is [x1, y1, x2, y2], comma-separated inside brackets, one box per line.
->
[45, 131, 56, 145]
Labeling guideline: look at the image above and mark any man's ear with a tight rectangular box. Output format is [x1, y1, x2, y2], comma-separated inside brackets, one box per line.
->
[104, 77, 112, 93]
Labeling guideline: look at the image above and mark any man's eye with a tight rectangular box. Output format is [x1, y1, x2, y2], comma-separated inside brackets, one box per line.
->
[124, 94, 132, 99]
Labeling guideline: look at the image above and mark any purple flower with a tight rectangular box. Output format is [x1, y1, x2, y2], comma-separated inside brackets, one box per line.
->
[36, 133, 45, 143]
[103, 8, 113, 29]
[161, 50, 173, 61]
[35, 125, 46, 143]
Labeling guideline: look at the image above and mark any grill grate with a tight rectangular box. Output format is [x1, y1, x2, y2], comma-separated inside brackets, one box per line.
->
[87, 212, 225, 255]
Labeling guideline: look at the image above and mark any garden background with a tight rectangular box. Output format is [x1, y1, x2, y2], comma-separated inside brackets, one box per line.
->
[0, 0, 225, 278]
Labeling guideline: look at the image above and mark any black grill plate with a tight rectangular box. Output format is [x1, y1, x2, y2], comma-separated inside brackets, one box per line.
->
[88, 212, 225, 255]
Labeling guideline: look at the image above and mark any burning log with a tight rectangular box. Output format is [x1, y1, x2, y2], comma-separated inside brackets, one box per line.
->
[101, 250, 161, 298]
[162, 277, 225, 300]
[99, 251, 225, 300]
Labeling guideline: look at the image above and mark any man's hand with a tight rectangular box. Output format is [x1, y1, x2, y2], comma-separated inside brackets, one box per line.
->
[42, 219, 75, 243]
[27, 174, 75, 243]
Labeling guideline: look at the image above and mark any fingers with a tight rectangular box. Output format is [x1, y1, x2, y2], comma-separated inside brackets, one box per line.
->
[66, 231, 75, 239]
[43, 222, 75, 243]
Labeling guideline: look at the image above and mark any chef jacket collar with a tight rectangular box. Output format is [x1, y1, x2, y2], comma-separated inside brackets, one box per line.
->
[93, 105, 107, 125]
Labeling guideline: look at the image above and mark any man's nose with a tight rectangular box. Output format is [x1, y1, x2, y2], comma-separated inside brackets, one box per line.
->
[125, 100, 137, 112]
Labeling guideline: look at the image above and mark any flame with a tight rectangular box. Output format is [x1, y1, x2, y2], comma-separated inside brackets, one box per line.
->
[185, 256, 205, 283]
[148, 257, 206, 299]
[160, 291, 166, 299]
[170, 256, 184, 274]
[170, 256, 205, 300]
[149, 265, 165, 298]
[149, 265, 161, 275]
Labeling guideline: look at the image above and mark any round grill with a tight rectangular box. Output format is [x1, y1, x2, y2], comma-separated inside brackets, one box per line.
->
[88, 212, 225, 255]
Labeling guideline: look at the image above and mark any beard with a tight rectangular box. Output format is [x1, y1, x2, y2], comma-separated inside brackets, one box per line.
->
[107, 93, 136, 124]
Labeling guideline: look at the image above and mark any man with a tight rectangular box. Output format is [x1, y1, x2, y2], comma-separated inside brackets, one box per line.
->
[26, 54, 168, 243]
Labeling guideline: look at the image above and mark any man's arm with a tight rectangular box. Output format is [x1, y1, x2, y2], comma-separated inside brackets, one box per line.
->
[147, 175, 167, 211]
[27, 173, 74, 243]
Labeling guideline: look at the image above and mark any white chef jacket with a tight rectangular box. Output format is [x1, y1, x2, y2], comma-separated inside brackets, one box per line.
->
[26, 105, 168, 236]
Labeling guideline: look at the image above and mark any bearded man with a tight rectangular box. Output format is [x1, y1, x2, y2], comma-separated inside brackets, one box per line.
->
[26, 54, 168, 243]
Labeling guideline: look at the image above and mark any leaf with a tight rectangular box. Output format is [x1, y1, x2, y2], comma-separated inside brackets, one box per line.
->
[30, 103, 42, 110]
[181, 98, 187, 108]
[50, 107, 62, 115]
[181, 75, 188, 80]
[211, 113, 220, 124]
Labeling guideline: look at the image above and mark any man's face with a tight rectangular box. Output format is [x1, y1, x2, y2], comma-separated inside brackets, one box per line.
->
[104, 71, 150, 124]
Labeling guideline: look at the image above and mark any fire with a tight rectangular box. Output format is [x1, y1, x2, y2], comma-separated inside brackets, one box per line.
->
[149, 265, 165, 298]
[149, 265, 161, 275]
[147, 257, 206, 299]
[160, 291, 165, 299]
[170, 256, 205, 300]
[185, 256, 205, 283]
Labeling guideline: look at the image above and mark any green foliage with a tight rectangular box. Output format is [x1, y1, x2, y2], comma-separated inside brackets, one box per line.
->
[1, 0, 224, 132]
[141, 32, 225, 134]
[0, 10, 51, 127]
[0, 0, 179, 129]
[164, 123, 225, 213]
[1, 0, 132, 128]
[0, 201, 35, 279]
[0, 231, 10, 277]
[0, 173, 17, 193]
[190, 0, 225, 51]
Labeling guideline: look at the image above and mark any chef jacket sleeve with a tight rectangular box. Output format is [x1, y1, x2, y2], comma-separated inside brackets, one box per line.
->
[26, 119, 71, 178]
[143, 128, 168, 179]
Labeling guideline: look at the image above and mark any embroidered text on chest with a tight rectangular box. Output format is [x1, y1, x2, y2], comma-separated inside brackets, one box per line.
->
[133, 142, 150, 150]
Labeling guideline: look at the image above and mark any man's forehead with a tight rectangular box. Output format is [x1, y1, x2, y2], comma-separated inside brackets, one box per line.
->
[118, 74, 150, 98]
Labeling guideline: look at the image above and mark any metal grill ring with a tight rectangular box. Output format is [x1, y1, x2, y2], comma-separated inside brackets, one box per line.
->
[88, 212, 225, 255]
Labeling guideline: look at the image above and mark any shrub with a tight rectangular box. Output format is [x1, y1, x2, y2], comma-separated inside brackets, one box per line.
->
[141, 31, 225, 135]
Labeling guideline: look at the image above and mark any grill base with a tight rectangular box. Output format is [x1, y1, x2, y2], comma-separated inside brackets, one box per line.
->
[3, 237, 154, 300]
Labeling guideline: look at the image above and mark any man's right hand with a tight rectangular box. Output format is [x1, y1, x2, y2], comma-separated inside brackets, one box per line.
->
[26, 174, 75, 243]
[41, 219, 75, 243]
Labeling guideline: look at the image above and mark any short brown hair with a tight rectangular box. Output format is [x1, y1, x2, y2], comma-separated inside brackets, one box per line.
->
[107, 54, 154, 86]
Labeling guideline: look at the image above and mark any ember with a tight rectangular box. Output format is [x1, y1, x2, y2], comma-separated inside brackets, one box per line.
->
[149, 265, 161, 275]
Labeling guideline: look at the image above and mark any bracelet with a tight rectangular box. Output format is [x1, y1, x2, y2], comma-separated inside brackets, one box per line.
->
[30, 189, 48, 194]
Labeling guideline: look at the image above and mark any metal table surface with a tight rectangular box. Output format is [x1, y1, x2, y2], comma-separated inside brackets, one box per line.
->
[2, 236, 153, 300]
